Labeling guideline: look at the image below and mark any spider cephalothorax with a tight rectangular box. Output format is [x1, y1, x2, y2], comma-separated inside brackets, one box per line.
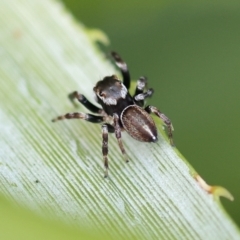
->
[94, 75, 128, 105]
[52, 51, 174, 177]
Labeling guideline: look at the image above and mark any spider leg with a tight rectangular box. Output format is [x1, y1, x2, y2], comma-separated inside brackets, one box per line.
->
[102, 124, 109, 178]
[134, 76, 147, 96]
[145, 105, 174, 146]
[111, 51, 131, 90]
[134, 88, 154, 106]
[113, 113, 129, 163]
[68, 91, 103, 114]
[52, 112, 103, 123]
[105, 123, 115, 133]
[133, 77, 154, 107]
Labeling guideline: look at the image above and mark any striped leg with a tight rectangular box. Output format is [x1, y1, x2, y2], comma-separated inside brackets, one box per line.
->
[134, 76, 147, 96]
[68, 91, 103, 114]
[111, 51, 131, 90]
[52, 112, 103, 123]
[113, 113, 128, 163]
[134, 77, 154, 107]
[134, 88, 154, 105]
[145, 105, 174, 146]
[102, 124, 109, 178]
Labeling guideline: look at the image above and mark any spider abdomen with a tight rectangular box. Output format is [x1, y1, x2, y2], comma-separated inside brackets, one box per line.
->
[121, 105, 158, 142]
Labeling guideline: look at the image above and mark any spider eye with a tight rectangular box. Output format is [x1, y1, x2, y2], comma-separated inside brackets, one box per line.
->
[99, 91, 105, 97]
[115, 80, 122, 86]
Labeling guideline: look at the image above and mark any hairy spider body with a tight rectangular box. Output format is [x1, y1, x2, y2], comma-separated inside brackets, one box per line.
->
[52, 52, 174, 177]
[121, 105, 158, 142]
[94, 76, 134, 118]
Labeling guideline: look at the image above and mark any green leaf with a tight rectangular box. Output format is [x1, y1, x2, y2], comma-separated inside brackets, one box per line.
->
[0, 0, 239, 239]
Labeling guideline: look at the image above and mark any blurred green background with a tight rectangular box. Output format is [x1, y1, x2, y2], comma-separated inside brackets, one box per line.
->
[63, 0, 240, 225]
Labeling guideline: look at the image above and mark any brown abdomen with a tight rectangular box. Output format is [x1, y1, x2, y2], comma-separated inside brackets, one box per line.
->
[121, 105, 158, 142]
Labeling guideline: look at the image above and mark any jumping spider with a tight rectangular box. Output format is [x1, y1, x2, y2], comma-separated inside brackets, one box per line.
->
[52, 52, 174, 177]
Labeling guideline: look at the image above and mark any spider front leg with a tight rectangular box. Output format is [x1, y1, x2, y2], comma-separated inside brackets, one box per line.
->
[134, 89, 154, 106]
[111, 51, 131, 90]
[68, 91, 103, 114]
[145, 105, 174, 146]
[134, 76, 147, 96]
[134, 77, 154, 107]
[113, 113, 129, 163]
